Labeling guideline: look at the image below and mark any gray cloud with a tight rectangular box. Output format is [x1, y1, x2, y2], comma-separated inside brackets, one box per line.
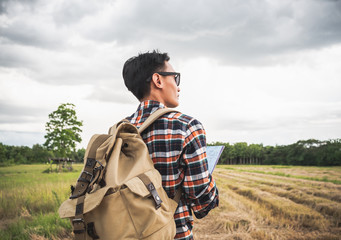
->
[0, 130, 44, 146]
[87, 90, 135, 104]
[0, 44, 32, 68]
[1, 0, 341, 106]
[0, 0, 37, 15]
[0, 42, 123, 85]
[1, 0, 341, 69]
[0, 0, 63, 48]
[81, 0, 341, 64]
[0, 0, 8, 14]
[212, 117, 282, 132]
[0, 0, 56, 48]
[0, 100, 48, 123]
[52, 0, 101, 27]
[86, 79, 136, 104]
[212, 104, 341, 134]
[1, 22, 61, 49]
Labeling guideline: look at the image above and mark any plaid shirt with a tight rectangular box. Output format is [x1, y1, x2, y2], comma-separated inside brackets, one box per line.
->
[126, 100, 219, 240]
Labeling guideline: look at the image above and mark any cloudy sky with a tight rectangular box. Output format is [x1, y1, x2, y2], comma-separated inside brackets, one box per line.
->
[1, 0, 341, 149]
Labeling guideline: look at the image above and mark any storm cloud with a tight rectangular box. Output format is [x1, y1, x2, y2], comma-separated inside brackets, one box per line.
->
[1, 0, 341, 74]
[80, 0, 341, 63]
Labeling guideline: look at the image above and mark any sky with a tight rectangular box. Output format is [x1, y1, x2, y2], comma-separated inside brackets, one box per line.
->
[0, 0, 341, 149]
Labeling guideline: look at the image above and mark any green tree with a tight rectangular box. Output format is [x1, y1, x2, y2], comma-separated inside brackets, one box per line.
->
[0, 143, 7, 165]
[234, 142, 248, 164]
[44, 103, 83, 158]
[249, 144, 263, 164]
[30, 144, 54, 163]
[223, 143, 235, 164]
[70, 148, 86, 163]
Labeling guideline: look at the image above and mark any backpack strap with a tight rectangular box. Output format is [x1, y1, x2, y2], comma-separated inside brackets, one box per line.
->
[173, 187, 183, 203]
[138, 108, 184, 204]
[138, 173, 163, 209]
[108, 108, 177, 135]
[138, 108, 178, 133]
[70, 134, 111, 199]
[108, 119, 129, 135]
[72, 134, 110, 240]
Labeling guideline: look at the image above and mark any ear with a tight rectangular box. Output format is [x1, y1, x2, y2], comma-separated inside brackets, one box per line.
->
[151, 73, 163, 89]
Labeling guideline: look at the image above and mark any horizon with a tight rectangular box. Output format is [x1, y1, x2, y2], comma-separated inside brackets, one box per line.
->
[1, 136, 339, 149]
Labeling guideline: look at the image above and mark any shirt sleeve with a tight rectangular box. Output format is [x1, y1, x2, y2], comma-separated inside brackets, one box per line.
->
[181, 118, 219, 219]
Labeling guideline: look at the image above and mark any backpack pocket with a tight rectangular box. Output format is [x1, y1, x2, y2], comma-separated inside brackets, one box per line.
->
[59, 185, 138, 239]
[120, 169, 178, 239]
[58, 169, 178, 239]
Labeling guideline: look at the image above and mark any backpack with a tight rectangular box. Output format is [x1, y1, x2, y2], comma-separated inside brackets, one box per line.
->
[58, 108, 181, 240]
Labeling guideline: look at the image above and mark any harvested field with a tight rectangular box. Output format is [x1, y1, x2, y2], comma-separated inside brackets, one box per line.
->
[193, 166, 341, 240]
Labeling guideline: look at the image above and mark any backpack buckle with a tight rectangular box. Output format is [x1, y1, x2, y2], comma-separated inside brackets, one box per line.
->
[147, 183, 163, 209]
[93, 161, 104, 176]
[78, 171, 93, 184]
[83, 171, 93, 179]
[70, 171, 94, 199]
[92, 161, 104, 179]
[87, 160, 106, 193]
[72, 218, 86, 234]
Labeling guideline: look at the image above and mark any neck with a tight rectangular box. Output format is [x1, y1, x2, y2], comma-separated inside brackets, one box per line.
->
[140, 93, 166, 107]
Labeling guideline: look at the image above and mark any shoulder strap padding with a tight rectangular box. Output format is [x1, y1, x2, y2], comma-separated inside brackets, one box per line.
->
[108, 119, 130, 135]
[138, 108, 178, 133]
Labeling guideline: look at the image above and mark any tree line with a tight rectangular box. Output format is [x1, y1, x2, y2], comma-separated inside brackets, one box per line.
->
[208, 138, 341, 166]
[1, 138, 340, 166]
[0, 143, 85, 166]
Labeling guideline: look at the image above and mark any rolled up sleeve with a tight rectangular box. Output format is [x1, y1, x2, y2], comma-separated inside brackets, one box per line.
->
[182, 119, 219, 219]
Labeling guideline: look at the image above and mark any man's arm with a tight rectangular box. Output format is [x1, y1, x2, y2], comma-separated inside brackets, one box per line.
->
[181, 118, 219, 219]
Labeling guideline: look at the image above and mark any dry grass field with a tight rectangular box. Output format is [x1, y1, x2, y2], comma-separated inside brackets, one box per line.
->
[193, 165, 341, 240]
[1, 164, 340, 239]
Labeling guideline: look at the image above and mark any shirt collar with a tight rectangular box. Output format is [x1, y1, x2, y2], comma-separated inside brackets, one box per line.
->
[137, 100, 166, 114]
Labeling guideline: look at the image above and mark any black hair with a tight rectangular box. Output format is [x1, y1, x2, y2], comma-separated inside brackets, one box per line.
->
[122, 50, 170, 100]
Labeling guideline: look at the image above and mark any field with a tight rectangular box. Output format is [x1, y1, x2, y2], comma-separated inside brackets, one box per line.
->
[0, 164, 340, 239]
[194, 165, 341, 240]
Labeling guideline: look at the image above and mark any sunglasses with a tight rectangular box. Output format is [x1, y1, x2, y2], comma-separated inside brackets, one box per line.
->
[150, 72, 181, 86]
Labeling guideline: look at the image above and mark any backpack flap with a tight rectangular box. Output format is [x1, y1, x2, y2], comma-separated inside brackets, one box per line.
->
[59, 186, 116, 218]
[124, 169, 162, 198]
[59, 169, 163, 218]
[119, 168, 178, 238]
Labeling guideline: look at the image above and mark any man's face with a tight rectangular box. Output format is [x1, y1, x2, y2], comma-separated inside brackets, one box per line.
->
[160, 61, 180, 108]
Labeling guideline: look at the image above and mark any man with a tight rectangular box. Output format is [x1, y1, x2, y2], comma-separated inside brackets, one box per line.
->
[123, 50, 219, 240]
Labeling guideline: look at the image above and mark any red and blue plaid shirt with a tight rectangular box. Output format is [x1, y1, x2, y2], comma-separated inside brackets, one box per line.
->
[126, 100, 219, 240]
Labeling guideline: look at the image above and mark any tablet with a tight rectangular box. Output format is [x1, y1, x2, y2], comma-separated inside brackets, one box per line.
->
[206, 146, 225, 173]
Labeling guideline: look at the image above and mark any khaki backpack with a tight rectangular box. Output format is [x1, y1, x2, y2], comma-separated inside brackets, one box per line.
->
[59, 108, 181, 240]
